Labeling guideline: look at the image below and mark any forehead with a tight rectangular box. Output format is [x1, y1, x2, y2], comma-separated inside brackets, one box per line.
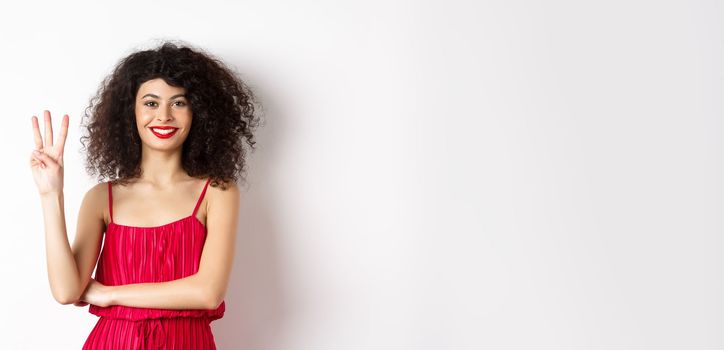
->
[136, 78, 186, 97]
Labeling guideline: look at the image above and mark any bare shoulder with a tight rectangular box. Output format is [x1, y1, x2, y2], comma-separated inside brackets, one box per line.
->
[77, 181, 111, 228]
[207, 179, 240, 202]
[82, 182, 109, 208]
[206, 179, 240, 217]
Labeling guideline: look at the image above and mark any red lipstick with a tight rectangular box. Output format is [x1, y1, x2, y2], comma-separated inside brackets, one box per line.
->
[150, 126, 179, 139]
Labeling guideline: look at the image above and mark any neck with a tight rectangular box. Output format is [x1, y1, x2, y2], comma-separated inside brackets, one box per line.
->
[138, 146, 188, 186]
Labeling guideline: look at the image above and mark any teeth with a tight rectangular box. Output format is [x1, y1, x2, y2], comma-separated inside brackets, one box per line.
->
[152, 128, 177, 135]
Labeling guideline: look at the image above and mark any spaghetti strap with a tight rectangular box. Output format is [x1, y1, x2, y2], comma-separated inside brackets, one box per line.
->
[107, 181, 113, 223]
[192, 177, 211, 216]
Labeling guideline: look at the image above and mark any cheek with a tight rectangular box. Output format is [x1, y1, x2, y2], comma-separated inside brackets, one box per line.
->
[182, 112, 193, 128]
[135, 107, 155, 124]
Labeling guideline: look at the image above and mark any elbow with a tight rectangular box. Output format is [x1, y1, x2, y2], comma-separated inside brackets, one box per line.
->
[194, 273, 225, 309]
[51, 283, 83, 305]
[53, 292, 80, 305]
[49, 281, 83, 305]
[54, 296, 73, 305]
[202, 288, 224, 310]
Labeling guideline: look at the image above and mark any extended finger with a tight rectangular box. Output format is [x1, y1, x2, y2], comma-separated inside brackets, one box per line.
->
[31, 116, 43, 150]
[44, 110, 53, 147]
[56, 114, 69, 156]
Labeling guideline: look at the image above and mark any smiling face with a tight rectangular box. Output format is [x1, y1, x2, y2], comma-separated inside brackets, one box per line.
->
[135, 78, 192, 151]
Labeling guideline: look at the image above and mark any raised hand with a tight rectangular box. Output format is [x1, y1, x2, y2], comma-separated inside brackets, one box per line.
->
[30, 110, 69, 196]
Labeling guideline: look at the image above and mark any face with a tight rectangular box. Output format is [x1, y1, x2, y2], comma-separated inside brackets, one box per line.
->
[134, 78, 192, 151]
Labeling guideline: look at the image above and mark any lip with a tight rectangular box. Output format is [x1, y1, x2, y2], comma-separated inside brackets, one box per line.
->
[150, 126, 179, 139]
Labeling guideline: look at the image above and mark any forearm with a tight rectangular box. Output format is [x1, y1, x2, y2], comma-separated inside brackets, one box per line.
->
[107, 274, 219, 310]
[41, 192, 81, 304]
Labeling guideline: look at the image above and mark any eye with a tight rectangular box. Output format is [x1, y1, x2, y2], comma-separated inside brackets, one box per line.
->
[144, 101, 158, 107]
[173, 100, 187, 107]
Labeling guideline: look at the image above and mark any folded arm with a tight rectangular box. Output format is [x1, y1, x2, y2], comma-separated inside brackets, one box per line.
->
[83, 182, 240, 310]
[101, 273, 220, 310]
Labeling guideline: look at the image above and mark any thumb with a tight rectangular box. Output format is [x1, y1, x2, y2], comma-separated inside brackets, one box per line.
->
[33, 150, 59, 168]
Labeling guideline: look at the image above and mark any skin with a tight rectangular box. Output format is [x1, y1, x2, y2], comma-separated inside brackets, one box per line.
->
[30, 78, 239, 310]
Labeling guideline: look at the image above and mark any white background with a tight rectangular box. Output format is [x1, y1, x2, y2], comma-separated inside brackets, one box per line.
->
[0, 0, 721, 349]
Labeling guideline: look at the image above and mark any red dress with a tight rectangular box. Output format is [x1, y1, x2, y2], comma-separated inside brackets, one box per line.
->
[83, 178, 225, 349]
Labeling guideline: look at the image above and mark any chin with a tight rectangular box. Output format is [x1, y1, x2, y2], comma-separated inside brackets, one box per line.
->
[142, 139, 184, 151]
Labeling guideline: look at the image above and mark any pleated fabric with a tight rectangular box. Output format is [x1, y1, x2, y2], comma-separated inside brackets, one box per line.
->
[83, 317, 217, 350]
[83, 178, 225, 349]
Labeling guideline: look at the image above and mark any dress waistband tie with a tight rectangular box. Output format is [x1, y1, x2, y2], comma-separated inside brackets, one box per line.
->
[135, 319, 166, 349]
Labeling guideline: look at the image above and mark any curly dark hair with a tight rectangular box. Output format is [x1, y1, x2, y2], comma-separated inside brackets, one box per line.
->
[79, 41, 261, 190]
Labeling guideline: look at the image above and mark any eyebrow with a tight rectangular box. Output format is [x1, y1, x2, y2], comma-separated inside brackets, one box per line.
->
[141, 93, 187, 100]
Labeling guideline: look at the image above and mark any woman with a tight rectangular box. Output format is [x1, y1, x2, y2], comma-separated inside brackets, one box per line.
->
[29, 41, 261, 349]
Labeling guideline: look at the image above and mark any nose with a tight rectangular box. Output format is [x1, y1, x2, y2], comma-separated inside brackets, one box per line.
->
[156, 104, 173, 121]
